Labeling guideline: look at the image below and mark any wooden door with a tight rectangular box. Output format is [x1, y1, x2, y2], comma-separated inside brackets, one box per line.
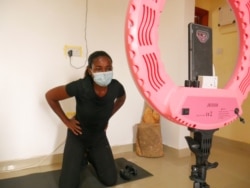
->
[195, 7, 209, 26]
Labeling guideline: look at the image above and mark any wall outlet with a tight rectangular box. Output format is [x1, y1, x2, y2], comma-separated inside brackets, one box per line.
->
[64, 45, 82, 57]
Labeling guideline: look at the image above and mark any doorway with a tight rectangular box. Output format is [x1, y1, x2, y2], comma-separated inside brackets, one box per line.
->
[195, 7, 208, 26]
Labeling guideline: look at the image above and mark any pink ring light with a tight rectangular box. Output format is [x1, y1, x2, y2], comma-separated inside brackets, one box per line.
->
[125, 0, 250, 130]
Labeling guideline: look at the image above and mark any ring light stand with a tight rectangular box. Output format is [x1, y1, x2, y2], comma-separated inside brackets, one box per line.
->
[125, 0, 250, 187]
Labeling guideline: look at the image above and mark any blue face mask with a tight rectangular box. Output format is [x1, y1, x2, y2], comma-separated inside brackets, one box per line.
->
[92, 71, 113, 87]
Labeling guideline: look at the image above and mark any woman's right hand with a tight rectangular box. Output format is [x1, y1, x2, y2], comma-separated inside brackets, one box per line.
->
[65, 117, 82, 135]
[45, 86, 82, 136]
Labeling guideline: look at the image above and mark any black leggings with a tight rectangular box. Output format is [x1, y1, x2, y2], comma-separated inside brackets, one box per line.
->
[59, 130, 117, 188]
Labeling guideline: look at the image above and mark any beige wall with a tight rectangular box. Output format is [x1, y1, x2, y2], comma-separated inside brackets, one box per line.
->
[196, 0, 250, 144]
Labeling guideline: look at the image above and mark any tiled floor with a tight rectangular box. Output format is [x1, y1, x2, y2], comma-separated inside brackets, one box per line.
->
[0, 137, 250, 188]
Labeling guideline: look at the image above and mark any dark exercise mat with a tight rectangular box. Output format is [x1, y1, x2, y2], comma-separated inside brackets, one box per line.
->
[0, 157, 153, 188]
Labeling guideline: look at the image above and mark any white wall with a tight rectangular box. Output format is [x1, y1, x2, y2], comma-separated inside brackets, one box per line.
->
[159, 0, 195, 149]
[0, 0, 194, 162]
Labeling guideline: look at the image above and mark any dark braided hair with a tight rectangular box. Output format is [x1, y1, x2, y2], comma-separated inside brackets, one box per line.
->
[84, 51, 112, 77]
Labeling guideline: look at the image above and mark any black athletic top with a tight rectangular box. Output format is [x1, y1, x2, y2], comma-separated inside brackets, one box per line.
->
[65, 76, 125, 133]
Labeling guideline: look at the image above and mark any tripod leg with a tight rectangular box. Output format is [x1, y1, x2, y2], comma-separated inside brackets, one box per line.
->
[194, 182, 210, 188]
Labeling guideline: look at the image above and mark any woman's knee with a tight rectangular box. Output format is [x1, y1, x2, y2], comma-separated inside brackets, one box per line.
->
[99, 172, 117, 186]
[59, 174, 80, 188]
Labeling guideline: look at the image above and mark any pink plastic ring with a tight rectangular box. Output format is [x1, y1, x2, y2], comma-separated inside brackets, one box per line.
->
[125, 0, 250, 130]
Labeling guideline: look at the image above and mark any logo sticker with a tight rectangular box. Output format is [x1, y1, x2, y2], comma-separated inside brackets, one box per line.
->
[196, 30, 209, 43]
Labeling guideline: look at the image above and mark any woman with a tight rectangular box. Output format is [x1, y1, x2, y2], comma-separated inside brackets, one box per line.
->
[45, 51, 126, 188]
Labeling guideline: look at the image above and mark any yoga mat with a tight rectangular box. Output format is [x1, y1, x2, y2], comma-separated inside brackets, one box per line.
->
[0, 158, 153, 188]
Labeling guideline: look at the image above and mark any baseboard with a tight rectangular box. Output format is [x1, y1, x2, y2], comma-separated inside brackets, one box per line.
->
[213, 136, 250, 152]
[112, 144, 135, 155]
[1, 137, 248, 174]
[0, 143, 191, 174]
[163, 145, 191, 158]
[0, 144, 134, 174]
[0, 154, 63, 173]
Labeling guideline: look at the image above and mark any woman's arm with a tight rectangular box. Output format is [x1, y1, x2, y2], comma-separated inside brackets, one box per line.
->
[111, 94, 126, 117]
[45, 85, 82, 135]
[105, 94, 126, 131]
